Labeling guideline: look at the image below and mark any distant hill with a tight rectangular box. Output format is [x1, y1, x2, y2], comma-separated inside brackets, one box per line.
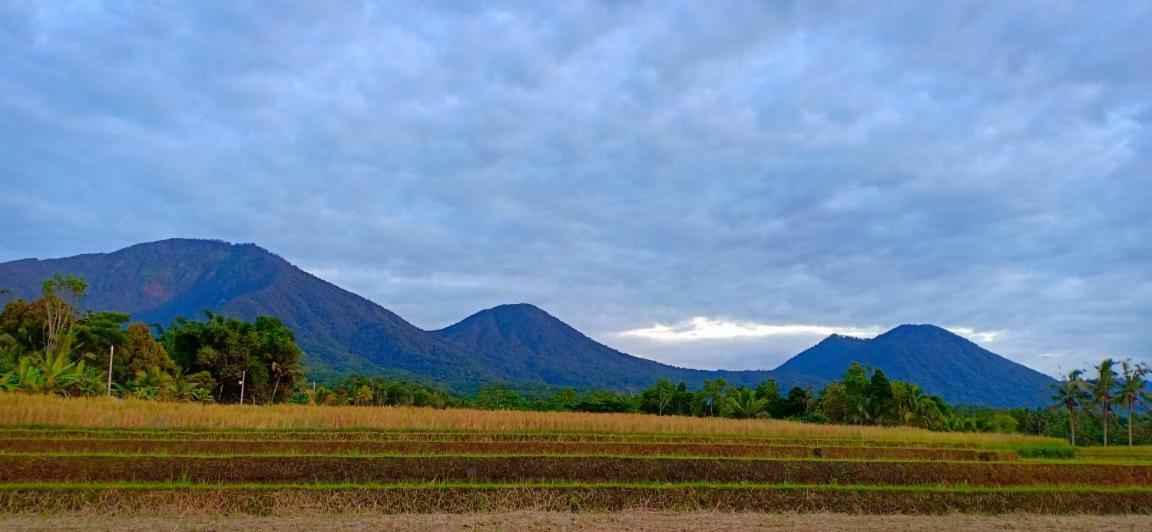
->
[773, 324, 1057, 407]
[0, 239, 493, 384]
[433, 303, 807, 390]
[0, 239, 1056, 406]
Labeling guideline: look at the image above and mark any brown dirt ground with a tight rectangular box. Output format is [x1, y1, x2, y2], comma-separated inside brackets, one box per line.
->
[1, 512, 1151, 531]
[0, 438, 1010, 461]
[0, 455, 1141, 485]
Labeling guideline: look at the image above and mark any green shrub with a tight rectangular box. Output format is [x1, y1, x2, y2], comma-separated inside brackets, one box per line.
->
[1016, 444, 1078, 459]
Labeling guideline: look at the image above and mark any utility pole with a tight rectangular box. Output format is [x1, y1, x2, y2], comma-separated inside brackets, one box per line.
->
[106, 345, 114, 396]
[239, 370, 246, 405]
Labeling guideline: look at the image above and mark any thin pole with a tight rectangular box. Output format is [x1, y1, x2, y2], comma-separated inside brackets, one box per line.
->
[106, 345, 114, 396]
[239, 370, 246, 405]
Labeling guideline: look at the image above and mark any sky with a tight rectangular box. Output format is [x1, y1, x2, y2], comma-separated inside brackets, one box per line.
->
[1, 1, 1149, 376]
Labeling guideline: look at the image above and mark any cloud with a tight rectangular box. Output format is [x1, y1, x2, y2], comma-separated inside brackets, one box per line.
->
[617, 318, 1003, 345]
[609, 318, 1005, 372]
[0, 1, 1148, 376]
[618, 318, 884, 342]
[945, 327, 1004, 344]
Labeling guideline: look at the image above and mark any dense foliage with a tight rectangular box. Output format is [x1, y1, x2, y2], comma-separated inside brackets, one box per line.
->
[1, 276, 304, 404]
[162, 313, 305, 404]
[446, 363, 966, 432]
[302, 375, 459, 408]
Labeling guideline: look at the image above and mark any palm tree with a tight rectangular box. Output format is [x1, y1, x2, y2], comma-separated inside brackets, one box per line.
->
[917, 395, 948, 430]
[268, 359, 304, 404]
[1053, 369, 1089, 446]
[1117, 360, 1150, 446]
[130, 367, 175, 401]
[353, 385, 375, 406]
[170, 367, 212, 402]
[892, 381, 944, 428]
[722, 388, 769, 419]
[1092, 359, 1118, 446]
[891, 381, 920, 425]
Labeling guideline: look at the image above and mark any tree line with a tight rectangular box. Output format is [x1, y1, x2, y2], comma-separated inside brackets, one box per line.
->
[0, 274, 304, 403]
[1035, 360, 1150, 446]
[0, 278, 968, 432]
[3, 275, 1149, 445]
[457, 363, 1020, 434]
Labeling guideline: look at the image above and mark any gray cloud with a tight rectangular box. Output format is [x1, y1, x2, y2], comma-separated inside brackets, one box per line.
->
[1, 1, 1149, 376]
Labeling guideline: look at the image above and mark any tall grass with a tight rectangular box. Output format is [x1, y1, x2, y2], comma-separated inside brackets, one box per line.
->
[0, 394, 1057, 446]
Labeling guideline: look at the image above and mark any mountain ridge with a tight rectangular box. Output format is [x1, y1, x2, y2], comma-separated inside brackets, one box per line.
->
[0, 238, 1055, 405]
[775, 323, 1055, 407]
[431, 303, 811, 390]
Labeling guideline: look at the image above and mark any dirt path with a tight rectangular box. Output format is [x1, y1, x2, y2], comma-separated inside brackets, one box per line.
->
[3, 512, 1151, 531]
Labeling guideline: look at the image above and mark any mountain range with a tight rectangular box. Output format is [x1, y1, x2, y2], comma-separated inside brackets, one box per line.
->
[0, 239, 1057, 407]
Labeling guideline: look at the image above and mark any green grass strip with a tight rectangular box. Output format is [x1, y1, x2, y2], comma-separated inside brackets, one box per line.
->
[2, 481, 1151, 494]
[0, 451, 1025, 464]
[1022, 458, 1152, 466]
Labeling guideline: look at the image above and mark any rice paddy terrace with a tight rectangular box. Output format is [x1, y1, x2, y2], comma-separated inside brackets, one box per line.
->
[1, 396, 1151, 516]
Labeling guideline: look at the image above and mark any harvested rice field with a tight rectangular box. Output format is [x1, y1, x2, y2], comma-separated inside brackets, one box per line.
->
[1, 396, 1149, 530]
[6, 512, 1152, 532]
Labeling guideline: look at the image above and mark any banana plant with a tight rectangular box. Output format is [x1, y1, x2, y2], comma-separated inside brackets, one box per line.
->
[36, 349, 81, 395]
[5, 357, 45, 393]
[0, 367, 18, 393]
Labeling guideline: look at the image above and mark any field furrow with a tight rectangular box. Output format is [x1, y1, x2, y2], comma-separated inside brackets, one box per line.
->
[2, 483, 1151, 515]
[0, 439, 1014, 461]
[0, 455, 1145, 485]
[0, 399, 1143, 517]
[0, 429, 985, 447]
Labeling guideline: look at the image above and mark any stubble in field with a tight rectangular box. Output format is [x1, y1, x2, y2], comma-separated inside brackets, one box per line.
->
[1, 512, 1150, 531]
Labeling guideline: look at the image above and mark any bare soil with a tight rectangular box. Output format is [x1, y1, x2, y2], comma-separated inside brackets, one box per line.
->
[5, 485, 1152, 514]
[0, 438, 1010, 461]
[0, 455, 1142, 485]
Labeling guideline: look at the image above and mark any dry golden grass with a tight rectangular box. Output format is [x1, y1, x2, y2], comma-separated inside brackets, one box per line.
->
[0, 394, 1057, 446]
